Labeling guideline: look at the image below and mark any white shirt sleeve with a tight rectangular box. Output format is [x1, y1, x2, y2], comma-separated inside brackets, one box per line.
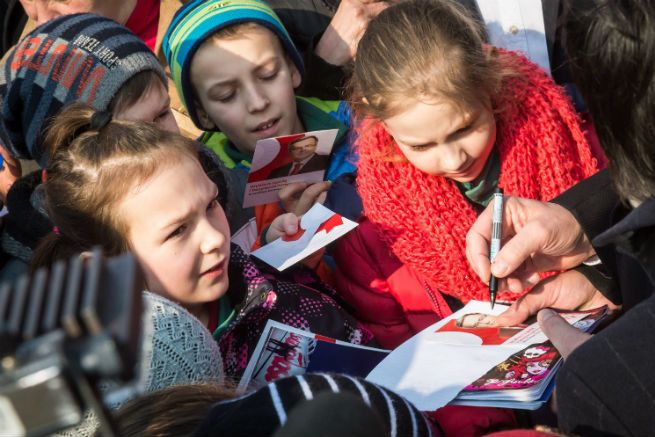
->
[476, 0, 551, 74]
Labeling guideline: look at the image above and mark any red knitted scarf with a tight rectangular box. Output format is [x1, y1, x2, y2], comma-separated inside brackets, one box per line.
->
[356, 51, 599, 304]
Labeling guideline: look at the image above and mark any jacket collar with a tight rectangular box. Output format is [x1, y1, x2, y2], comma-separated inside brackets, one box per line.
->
[593, 196, 655, 275]
[226, 244, 274, 318]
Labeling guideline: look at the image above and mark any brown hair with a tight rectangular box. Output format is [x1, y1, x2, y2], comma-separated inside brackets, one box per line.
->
[350, 0, 515, 120]
[30, 102, 198, 271]
[109, 69, 165, 115]
[109, 383, 235, 437]
[207, 21, 263, 42]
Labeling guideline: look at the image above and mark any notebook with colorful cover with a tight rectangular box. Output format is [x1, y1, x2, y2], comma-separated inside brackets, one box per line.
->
[239, 320, 390, 391]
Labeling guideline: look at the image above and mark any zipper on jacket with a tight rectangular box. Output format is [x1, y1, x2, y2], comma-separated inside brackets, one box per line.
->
[234, 281, 275, 319]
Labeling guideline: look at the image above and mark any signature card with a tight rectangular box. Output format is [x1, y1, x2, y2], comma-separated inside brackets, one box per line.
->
[243, 129, 338, 208]
[251, 203, 357, 271]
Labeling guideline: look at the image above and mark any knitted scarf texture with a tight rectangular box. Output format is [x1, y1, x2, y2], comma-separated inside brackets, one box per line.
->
[356, 51, 599, 304]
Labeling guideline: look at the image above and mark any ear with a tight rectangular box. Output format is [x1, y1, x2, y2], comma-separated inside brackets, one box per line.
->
[194, 102, 218, 131]
[287, 57, 302, 89]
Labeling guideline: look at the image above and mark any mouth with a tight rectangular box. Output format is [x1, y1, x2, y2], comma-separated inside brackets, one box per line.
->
[200, 258, 226, 278]
[252, 117, 280, 134]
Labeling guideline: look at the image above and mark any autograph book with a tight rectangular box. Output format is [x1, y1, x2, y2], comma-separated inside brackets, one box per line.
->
[366, 300, 607, 410]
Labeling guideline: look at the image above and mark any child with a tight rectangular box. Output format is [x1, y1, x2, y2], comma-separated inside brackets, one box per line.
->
[333, 0, 600, 349]
[33, 103, 373, 379]
[111, 374, 433, 437]
[0, 13, 182, 282]
[162, 0, 357, 235]
[56, 291, 226, 437]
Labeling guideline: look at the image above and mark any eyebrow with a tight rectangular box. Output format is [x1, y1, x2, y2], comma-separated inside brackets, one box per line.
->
[161, 185, 219, 231]
[401, 111, 480, 146]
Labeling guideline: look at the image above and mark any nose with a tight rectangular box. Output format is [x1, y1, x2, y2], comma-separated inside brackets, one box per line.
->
[245, 83, 270, 113]
[439, 144, 468, 172]
[199, 217, 227, 255]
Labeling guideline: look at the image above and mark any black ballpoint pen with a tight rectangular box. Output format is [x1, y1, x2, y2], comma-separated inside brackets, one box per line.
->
[489, 187, 504, 309]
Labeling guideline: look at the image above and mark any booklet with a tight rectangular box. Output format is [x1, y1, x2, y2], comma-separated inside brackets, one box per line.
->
[250, 203, 358, 271]
[366, 301, 607, 411]
[238, 320, 390, 391]
[243, 129, 339, 208]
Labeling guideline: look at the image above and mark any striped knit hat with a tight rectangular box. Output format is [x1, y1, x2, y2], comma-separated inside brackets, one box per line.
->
[162, 0, 304, 130]
[0, 13, 166, 167]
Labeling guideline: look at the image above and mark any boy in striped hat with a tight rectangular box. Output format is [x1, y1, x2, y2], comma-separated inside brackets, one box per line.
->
[163, 0, 358, 238]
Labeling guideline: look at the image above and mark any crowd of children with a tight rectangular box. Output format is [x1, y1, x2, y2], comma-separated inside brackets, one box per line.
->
[0, 0, 648, 435]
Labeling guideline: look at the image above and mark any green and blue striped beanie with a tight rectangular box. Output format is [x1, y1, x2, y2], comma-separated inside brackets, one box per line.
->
[0, 13, 166, 167]
[163, 0, 304, 130]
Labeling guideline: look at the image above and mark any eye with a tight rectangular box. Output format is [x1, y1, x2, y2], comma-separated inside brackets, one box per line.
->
[166, 224, 187, 240]
[207, 197, 219, 211]
[217, 92, 236, 103]
[453, 124, 472, 136]
[155, 109, 172, 122]
[409, 143, 434, 151]
[210, 89, 236, 103]
[260, 66, 280, 81]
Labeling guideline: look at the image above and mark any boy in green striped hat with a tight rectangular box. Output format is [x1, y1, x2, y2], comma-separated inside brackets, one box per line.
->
[162, 0, 356, 236]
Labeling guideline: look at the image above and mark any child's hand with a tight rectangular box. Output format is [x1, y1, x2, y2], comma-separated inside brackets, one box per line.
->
[266, 212, 326, 269]
[278, 181, 330, 216]
[266, 213, 301, 243]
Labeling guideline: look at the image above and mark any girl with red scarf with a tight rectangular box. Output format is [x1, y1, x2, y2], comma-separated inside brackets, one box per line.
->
[335, 1, 600, 433]
[336, 0, 601, 351]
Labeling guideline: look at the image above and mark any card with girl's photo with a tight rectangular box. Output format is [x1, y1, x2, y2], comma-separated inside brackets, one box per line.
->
[243, 129, 338, 208]
[465, 342, 560, 391]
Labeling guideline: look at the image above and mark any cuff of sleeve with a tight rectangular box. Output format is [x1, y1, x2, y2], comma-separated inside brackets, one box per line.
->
[260, 224, 272, 247]
[572, 264, 622, 305]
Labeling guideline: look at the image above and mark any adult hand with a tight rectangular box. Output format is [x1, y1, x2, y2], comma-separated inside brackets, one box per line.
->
[279, 181, 330, 216]
[538, 309, 592, 359]
[315, 0, 388, 66]
[0, 145, 22, 203]
[494, 269, 618, 326]
[466, 196, 596, 293]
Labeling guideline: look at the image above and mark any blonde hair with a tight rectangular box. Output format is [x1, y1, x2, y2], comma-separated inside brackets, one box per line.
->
[31, 102, 198, 270]
[350, 0, 516, 120]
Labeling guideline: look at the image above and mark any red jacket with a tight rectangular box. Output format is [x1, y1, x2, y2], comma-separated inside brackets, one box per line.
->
[334, 218, 448, 349]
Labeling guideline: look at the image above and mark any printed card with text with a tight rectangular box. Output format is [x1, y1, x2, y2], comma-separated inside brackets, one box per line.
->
[243, 129, 338, 208]
[238, 320, 389, 391]
[251, 203, 358, 271]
